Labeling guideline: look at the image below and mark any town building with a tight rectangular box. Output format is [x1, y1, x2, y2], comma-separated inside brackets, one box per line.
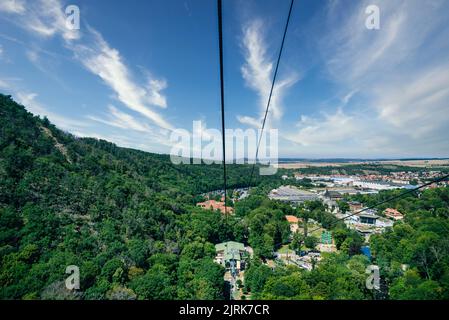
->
[358, 210, 380, 225]
[333, 177, 355, 186]
[214, 241, 250, 276]
[324, 187, 359, 197]
[322, 198, 338, 213]
[285, 215, 301, 233]
[359, 214, 378, 225]
[323, 190, 343, 200]
[268, 185, 319, 203]
[384, 208, 404, 220]
[348, 201, 363, 213]
[353, 180, 410, 191]
[196, 200, 234, 215]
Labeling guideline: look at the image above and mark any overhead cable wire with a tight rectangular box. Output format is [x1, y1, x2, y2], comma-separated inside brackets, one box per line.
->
[217, 0, 228, 217]
[247, 0, 295, 189]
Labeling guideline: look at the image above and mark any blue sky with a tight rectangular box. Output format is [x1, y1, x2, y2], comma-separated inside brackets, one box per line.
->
[1, 0, 449, 158]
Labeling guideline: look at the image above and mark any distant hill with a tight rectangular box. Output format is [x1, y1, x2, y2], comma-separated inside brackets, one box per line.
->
[278, 158, 449, 163]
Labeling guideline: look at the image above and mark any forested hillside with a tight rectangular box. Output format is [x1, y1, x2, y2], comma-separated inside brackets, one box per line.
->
[1, 93, 448, 300]
[0, 94, 275, 299]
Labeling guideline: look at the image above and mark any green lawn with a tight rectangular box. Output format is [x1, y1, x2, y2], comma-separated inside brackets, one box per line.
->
[297, 223, 325, 238]
[278, 244, 295, 254]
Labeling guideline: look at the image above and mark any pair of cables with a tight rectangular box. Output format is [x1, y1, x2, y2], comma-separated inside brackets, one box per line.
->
[216, 0, 296, 216]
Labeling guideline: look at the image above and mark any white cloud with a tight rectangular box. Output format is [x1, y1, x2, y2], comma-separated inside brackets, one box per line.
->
[3, 0, 173, 132]
[236, 115, 261, 129]
[374, 64, 449, 138]
[341, 89, 358, 105]
[238, 19, 299, 128]
[283, 108, 417, 158]
[287, 109, 359, 147]
[71, 29, 172, 129]
[16, 92, 40, 112]
[287, 0, 449, 157]
[321, 0, 449, 97]
[85, 105, 173, 150]
[5, 0, 80, 41]
[146, 78, 168, 109]
[13, 91, 172, 151]
[0, 78, 9, 89]
[0, 76, 21, 90]
[87, 105, 155, 134]
[37, 0, 79, 41]
[0, 0, 25, 14]
[324, 2, 407, 85]
[15, 91, 89, 131]
[26, 49, 39, 63]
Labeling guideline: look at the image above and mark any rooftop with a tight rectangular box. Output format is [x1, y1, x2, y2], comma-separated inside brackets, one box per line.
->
[384, 208, 404, 219]
[197, 200, 234, 214]
[215, 241, 246, 262]
[269, 186, 319, 202]
[215, 241, 245, 252]
[285, 215, 300, 224]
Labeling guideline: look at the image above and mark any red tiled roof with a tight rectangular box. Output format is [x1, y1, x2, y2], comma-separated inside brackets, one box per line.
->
[384, 208, 404, 219]
[197, 200, 234, 214]
[285, 215, 300, 224]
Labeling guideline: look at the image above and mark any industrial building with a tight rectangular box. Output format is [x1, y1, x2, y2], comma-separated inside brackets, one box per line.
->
[269, 185, 319, 203]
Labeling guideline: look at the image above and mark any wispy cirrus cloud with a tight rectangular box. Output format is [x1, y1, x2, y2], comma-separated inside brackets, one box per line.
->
[2, 0, 173, 134]
[13, 0, 80, 41]
[341, 89, 358, 106]
[238, 19, 299, 128]
[87, 105, 155, 134]
[71, 28, 173, 129]
[15, 91, 89, 131]
[13, 91, 171, 152]
[235, 115, 261, 129]
[85, 105, 172, 152]
[0, 78, 9, 89]
[288, 109, 358, 147]
[0, 0, 25, 14]
[373, 64, 449, 137]
[286, 0, 449, 157]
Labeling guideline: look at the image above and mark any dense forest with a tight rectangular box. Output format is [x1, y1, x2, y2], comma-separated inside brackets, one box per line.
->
[1, 93, 448, 300]
[0, 94, 280, 299]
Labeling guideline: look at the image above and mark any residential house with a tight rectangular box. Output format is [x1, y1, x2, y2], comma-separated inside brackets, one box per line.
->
[214, 241, 250, 276]
[384, 208, 404, 221]
[197, 200, 234, 214]
[348, 201, 363, 213]
[285, 215, 301, 233]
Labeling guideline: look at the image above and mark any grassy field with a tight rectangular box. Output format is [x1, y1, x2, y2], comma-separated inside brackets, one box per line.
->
[297, 222, 325, 238]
